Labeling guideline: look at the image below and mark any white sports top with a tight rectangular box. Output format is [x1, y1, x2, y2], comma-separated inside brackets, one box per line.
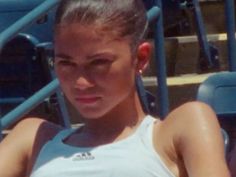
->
[30, 115, 175, 177]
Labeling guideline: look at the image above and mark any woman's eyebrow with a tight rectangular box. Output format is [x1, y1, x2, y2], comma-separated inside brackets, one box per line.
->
[87, 52, 116, 60]
[54, 53, 73, 60]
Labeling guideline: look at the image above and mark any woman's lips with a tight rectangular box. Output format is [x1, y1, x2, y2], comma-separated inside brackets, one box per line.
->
[75, 96, 101, 104]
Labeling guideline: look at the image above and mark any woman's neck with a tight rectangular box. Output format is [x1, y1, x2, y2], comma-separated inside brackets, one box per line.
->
[66, 91, 146, 147]
[80, 91, 146, 140]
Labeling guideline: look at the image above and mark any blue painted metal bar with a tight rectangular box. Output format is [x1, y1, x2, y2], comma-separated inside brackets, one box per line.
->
[36, 42, 71, 128]
[0, 0, 60, 134]
[136, 6, 160, 114]
[55, 88, 71, 128]
[225, 0, 236, 71]
[147, 6, 160, 22]
[153, 0, 169, 118]
[50, 63, 71, 128]
[0, 98, 25, 104]
[191, 0, 213, 67]
[1, 79, 59, 129]
[0, 0, 61, 52]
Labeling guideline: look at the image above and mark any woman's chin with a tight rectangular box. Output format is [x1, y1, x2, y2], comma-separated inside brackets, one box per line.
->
[77, 108, 108, 120]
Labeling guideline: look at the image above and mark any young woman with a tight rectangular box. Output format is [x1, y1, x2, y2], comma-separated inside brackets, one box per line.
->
[0, 0, 230, 176]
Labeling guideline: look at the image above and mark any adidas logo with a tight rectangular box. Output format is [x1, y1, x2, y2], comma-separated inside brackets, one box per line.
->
[72, 152, 95, 161]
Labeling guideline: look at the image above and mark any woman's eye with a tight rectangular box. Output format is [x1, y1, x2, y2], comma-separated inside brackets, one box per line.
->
[56, 60, 74, 66]
[91, 59, 110, 66]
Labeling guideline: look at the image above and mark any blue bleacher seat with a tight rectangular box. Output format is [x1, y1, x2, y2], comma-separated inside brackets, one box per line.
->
[197, 71, 236, 118]
[196, 71, 236, 154]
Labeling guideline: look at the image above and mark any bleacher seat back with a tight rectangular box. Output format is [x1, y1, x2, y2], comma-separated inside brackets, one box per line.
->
[197, 72, 236, 118]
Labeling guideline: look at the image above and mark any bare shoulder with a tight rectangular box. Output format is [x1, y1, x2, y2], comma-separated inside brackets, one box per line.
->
[158, 101, 224, 157]
[154, 101, 230, 177]
[154, 101, 222, 148]
[2, 118, 62, 150]
[161, 101, 221, 135]
[0, 118, 62, 177]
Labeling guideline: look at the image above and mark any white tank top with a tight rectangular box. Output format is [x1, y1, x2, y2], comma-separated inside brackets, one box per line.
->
[30, 115, 175, 177]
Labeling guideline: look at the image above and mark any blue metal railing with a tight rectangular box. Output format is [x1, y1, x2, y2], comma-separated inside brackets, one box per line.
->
[0, 0, 61, 137]
[191, 0, 213, 67]
[180, 0, 219, 70]
[154, 0, 169, 118]
[36, 42, 71, 128]
[1, 79, 59, 130]
[225, 0, 236, 71]
[147, 6, 160, 21]
[0, 0, 60, 52]
[136, 6, 161, 114]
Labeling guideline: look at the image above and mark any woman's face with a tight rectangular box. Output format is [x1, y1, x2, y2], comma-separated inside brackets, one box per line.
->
[54, 24, 139, 119]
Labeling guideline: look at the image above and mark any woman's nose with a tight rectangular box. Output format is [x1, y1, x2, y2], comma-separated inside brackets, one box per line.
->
[74, 75, 94, 90]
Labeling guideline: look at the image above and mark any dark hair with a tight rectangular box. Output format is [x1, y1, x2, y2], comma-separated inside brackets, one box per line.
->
[54, 0, 148, 49]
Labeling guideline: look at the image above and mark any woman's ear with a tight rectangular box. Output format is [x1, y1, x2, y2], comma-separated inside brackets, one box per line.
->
[136, 42, 152, 75]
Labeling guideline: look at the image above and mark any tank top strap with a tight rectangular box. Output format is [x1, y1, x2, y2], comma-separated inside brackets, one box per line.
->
[135, 115, 156, 136]
[52, 128, 76, 142]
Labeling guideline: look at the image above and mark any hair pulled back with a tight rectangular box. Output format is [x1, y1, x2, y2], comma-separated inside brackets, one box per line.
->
[55, 0, 148, 48]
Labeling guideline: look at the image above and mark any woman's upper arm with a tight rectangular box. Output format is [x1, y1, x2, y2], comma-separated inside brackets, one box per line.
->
[0, 118, 60, 177]
[172, 102, 230, 177]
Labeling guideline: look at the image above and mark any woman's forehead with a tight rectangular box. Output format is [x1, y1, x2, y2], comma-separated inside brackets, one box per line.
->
[55, 22, 131, 43]
[55, 31, 132, 58]
[55, 25, 131, 49]
[55, 24, 101, 41]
